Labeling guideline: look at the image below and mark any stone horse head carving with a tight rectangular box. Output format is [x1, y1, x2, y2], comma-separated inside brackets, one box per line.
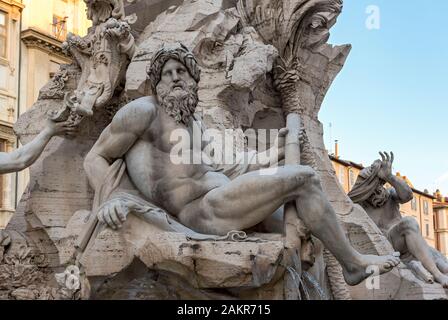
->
[51, 0, 136, 124]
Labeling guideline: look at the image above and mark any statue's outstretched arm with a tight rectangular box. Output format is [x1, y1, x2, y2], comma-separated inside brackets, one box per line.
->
[198, 116, 288, 179]
[0, 119, 75, 174]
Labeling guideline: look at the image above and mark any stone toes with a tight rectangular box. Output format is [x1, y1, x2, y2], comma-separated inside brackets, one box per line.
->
[389, 257, 400, 265]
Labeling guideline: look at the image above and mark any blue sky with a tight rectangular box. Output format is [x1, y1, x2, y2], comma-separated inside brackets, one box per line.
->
[320, 0, 448, 195]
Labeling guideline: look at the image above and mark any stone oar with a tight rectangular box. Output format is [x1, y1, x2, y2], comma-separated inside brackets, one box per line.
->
[283, 113, 304, 299]
[274, 66, 306, 300]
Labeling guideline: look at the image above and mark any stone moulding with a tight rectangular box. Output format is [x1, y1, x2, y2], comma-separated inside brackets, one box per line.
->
[21, 28, 69, 61]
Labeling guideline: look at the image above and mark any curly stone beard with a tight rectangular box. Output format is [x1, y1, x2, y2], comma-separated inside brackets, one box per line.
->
[368, 184, 390, 208]
[156, 79, 199, 126]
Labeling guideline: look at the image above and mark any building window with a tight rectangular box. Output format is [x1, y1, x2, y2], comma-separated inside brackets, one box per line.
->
[0, 65, 7, 89]
[423, 201, 429, 215]
[52, 15, 67, 40]
[0, 11, 7, 58]
[349, 169, 356, 189]
[425, 223, 430, 237]
[338, 167, 344, 185]
[411, 197, 417, 211]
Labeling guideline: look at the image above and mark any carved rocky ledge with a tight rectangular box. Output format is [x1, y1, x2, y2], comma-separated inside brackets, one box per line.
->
[58, 211, 291, 299]
[0, 230, 75, 300]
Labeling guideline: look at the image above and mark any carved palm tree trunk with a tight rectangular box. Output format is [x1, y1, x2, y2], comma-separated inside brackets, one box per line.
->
[274, 68, 302, 115]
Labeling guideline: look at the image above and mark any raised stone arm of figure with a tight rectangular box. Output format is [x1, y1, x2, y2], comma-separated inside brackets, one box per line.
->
[252, 128, 288, 170]
[234, 127, 288, 174]
[0, 118, 76, 174]
[377, 152, 413, 204]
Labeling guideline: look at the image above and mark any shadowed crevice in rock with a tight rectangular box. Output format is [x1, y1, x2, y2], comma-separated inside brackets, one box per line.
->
[3, 0, 447, 300]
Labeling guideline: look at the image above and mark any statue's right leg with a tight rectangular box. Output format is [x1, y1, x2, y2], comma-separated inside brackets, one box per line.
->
[179, 165, 313, 235]
[179, 164, 400, 286]
[388, 217, 448, 288]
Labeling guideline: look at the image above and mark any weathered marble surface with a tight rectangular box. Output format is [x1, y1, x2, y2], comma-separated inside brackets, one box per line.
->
[3, 0, 447, 300]
[62, 211, 284, 290]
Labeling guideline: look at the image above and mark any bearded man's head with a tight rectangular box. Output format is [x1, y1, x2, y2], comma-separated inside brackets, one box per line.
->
[148, 43, 201, 125]
[367, 184, 390, 208]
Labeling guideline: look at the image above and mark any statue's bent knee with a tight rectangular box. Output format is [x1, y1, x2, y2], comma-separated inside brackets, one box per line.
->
[201, 189, 226, 217]
[291, 165, 318, 186]
[279, 165, 319, 195]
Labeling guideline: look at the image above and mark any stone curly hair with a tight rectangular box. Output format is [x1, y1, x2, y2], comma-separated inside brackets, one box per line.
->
[147, 43, 201, 95]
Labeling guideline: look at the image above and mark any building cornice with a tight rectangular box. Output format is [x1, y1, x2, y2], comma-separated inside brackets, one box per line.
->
[413, 189, 436, 200]
[0, 122, 15, 143]
[329, 154, 436, 200]
[329, 154, 363, 170]
[0, 0, 25, 10]
[21, 28, 70, 61]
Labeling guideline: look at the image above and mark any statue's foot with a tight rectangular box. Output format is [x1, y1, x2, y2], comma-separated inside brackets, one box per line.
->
[421, 271, 435, 284]
[342, 252, 401, 286]
[407, 260, 434, 283]
[434, 274, 448, 288]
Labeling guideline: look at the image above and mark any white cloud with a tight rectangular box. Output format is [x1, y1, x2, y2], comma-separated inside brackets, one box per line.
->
[433, 171, 448, 194]
[435, 171, 448, 184]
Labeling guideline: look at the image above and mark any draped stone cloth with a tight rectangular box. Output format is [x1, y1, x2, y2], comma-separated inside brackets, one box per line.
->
[347, 160, 383, 204]
[91, 158, 267, 242]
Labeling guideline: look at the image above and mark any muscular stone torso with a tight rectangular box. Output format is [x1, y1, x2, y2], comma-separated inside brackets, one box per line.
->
[124, 104, 229, 215]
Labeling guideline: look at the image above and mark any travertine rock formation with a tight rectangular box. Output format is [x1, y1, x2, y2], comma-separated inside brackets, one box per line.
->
[2, 0, 446, 300]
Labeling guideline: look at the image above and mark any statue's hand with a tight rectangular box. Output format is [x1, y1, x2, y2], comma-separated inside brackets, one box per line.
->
[45, 118, 78, 138]
[377, 151, 394, 181]
[97, 199, 129, 230]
